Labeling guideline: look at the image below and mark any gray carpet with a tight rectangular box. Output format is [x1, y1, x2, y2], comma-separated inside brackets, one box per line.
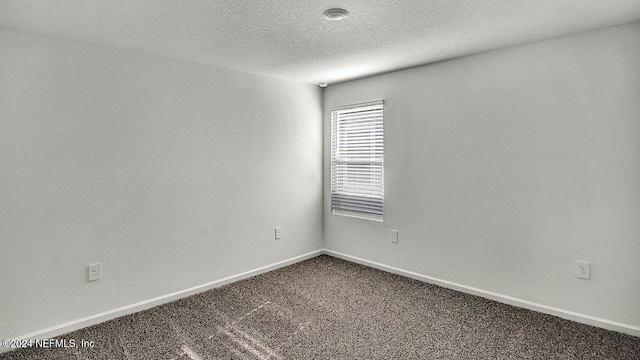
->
[2, 255, 639, 359]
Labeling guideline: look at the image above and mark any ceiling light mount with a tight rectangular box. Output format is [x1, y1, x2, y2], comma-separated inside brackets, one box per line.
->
[323, 8, 349, 21]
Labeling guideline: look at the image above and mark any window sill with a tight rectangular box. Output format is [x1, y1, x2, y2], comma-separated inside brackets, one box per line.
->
[332, 210, 383, 222]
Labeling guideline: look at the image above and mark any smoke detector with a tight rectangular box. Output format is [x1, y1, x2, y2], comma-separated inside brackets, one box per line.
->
[323, 8, 349, 21]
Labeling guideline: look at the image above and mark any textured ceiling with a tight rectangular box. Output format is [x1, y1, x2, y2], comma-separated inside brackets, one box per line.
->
[1, 1, 640, 85]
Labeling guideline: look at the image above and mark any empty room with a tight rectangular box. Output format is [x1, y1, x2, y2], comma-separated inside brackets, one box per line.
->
[1, 1, 640, 359]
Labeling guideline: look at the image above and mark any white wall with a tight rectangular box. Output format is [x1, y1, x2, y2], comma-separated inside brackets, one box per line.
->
[324, 22, 640, 329]
[2, 19, 639, 342]
[0, 28, 323, 339]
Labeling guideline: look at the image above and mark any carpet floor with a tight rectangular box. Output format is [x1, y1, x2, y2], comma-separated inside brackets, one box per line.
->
[2, 255, 639, 359]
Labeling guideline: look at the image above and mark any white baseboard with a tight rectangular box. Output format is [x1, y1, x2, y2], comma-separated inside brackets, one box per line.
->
[323, 249, 640, 338]
[3, 249, 324, 353]
[5, 247, 637, 355]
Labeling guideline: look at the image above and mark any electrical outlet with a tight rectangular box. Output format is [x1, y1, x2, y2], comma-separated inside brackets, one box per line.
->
[275, 227, 282, 240]
[88, 263, 102, 281]
[576, 261, 590, 280]
[390, 230, 398, 243]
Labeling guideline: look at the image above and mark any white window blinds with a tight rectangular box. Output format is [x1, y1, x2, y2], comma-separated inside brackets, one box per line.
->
[331, 101, 384, 219]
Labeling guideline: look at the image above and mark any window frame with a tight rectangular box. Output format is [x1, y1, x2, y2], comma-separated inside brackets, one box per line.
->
[330, 100, 384, 222]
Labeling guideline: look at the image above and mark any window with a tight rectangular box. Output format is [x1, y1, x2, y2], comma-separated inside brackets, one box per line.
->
[331, 101, 384, 220]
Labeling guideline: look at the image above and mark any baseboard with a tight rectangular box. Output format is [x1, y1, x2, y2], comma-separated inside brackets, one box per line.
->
[5, 247, 637, 355]
[323, 249, 640, 338]
[3, 249, 324, 353]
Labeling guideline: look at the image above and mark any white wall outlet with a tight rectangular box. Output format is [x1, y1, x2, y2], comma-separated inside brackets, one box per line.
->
[577, 261, 590, 280]
[390, 230, 398, 243]
[88, 263, 102, 281]
[275, 227, 282, 240]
